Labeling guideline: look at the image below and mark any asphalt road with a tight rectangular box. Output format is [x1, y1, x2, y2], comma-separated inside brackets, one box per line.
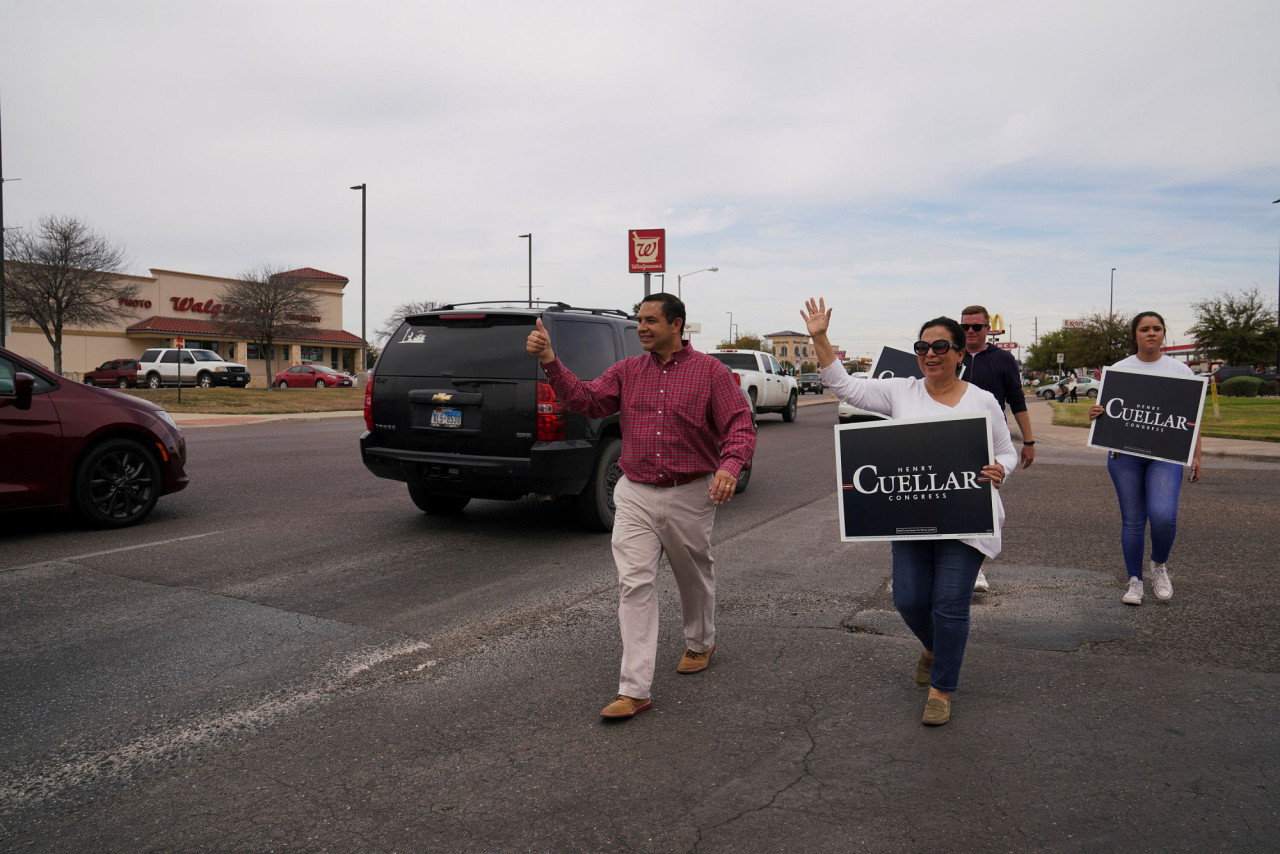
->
[2, 401, 1278, 851]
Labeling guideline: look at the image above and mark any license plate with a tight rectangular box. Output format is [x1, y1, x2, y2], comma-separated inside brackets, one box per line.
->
[431, 408, 462, 428]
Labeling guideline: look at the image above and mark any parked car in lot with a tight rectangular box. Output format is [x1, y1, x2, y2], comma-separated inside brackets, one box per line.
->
[1034, 375, 1101, 399]
[83, 358, 141, 388]
[362, 302, 641, 530]
[274, 364, 355, 388]
[138, 348, 251, 389]
[1206, 365, 1277, 385]
[1, 345, 188, 528]
[798, 373, 825, 395]
[837, 372, 890, 423]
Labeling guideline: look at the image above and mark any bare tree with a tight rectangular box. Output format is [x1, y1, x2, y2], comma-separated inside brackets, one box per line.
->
[3, 215, 137, 375]
[376, 299, 444, 344]
[215, 265, 321, 389]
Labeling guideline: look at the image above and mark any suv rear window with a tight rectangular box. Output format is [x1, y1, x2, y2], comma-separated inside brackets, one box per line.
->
[377, 314, 538, 379]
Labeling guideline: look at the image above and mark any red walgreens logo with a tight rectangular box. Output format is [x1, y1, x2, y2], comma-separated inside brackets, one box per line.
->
[628, 229, 665, 273]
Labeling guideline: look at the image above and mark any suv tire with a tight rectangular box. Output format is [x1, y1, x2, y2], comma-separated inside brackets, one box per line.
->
[735, 466, 751, 494]
[408, 485, 471, 515]
[196, 372, 213, 388]
[72, 438, 163, 528]
[574, 437, 623, 532]
[117, 377, 130, 389]
[782, 391, 798, 422]
[147, 373, 163, 389]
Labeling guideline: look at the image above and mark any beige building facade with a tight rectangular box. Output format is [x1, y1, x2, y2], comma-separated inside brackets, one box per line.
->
[765, 330, 815, 372]
[5, 266, 363, 386]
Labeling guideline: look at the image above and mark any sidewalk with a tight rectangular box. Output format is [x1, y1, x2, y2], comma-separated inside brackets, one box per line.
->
[170, 410, 363, 428]
[1020, 396, 1280, 461]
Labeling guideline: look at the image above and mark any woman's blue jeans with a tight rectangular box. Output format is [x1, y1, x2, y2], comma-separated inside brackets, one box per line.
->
[1106, 452, 1183, 579]
[891, 540, 984, 692]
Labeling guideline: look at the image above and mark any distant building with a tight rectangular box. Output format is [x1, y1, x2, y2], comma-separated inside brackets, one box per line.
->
[4, 266, 363, 385]
[765, 330, 814, 372]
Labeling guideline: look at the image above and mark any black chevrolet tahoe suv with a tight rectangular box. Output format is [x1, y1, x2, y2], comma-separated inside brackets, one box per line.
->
[360, 301, 644, 530]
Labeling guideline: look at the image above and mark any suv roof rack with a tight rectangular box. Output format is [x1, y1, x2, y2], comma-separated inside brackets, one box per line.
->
[433, 300, 634, 319]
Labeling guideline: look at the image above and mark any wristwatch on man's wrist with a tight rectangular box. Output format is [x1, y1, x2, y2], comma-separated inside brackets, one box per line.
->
[1022, 440, 1035, 445]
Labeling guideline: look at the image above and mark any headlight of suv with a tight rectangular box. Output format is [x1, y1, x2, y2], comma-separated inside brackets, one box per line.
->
[214, 366, 228, 372]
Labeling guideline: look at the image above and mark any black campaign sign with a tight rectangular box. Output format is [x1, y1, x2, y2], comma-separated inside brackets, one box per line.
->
[1087, 367, 1207, 465]
[835, 412, 997, 542]
[870, 346, 923, 379]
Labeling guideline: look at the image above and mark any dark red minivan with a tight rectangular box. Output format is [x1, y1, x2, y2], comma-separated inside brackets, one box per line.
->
[1, 345, 189, 528]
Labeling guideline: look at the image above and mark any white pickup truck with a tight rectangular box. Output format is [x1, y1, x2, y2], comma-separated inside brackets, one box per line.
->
[707, 349, 799, 422]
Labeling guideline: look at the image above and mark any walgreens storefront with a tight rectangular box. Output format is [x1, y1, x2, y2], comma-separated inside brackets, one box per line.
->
[6, 266, 364, 386]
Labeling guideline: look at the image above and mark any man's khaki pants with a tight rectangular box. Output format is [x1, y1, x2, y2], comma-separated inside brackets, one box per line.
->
[611, 475, 718, 700]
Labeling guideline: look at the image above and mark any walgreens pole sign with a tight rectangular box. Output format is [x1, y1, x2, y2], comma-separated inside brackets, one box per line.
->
[628, 229, 665, 273]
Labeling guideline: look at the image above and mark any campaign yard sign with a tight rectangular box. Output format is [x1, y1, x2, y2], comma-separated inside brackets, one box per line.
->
[869, 346, 924, 380]
[835, 412, 997, 542]
[1087, 367, 1207, 466]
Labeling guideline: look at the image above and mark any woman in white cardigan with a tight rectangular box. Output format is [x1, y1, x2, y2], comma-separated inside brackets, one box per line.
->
[802, 298, 1017, 726]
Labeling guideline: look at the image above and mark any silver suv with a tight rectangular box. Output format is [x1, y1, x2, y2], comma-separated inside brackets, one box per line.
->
[138, 348, 251, 389]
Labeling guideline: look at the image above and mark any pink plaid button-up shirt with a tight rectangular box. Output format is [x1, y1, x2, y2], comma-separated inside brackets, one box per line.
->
[541, 344, 755, 484]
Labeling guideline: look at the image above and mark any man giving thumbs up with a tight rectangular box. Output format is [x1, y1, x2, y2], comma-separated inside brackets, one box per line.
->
[526, 294, 755, 720]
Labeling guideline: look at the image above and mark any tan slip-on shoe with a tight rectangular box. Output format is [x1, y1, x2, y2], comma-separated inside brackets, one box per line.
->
[922, 696, 951, 726]
[915, 652, 933, 687]
[601, 695, 651, 719]
[677, 644, 716, 674]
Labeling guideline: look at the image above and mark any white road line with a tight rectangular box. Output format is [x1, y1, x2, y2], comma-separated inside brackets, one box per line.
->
[1, 531, 227, 573]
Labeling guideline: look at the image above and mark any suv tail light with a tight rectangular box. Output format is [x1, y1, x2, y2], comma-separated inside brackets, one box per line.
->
[536, 380, 566, 441]
[363, 374, 374, 431]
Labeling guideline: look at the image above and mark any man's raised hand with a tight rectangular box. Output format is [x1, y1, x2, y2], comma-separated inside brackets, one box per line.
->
[526, 317, 556, 364]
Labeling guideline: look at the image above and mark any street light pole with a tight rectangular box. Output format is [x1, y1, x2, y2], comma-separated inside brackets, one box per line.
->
[519, 234, 532, 307]
[677, 266, 718, 301]
[1110, 267, 1116, 318]
[726, 311, 733, 344]
[1273, 199, 1279, 373]
[350, 183, 367, 372]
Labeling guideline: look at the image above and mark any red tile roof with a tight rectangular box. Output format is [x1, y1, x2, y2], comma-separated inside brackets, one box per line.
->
[275, 267, 349, 282]
[126, 316, 363, 345]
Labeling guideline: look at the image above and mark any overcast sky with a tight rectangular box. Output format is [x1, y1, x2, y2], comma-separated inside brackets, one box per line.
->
[4, 0, 1279, 361]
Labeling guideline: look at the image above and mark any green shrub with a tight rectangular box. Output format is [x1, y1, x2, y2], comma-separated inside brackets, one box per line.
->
[1219, 376, 1262, 397]
[1259, 380, 1278, 397]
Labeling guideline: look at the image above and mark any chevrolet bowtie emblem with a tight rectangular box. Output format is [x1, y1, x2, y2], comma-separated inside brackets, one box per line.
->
[432, 393, 453, 403]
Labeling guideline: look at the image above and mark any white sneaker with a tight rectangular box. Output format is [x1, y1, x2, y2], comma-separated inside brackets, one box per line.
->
[1122, 577, 1143, 605]
[974, 570, 989, 593]
[1151, 562, 1173, 601]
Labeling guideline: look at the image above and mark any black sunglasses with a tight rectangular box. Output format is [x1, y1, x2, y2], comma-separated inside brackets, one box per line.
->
[913, 340, 959, 356]
[960, 323, 987, 332]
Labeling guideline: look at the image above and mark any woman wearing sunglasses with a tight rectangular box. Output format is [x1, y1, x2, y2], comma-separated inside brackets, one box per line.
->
[802, 298, 1017, 726]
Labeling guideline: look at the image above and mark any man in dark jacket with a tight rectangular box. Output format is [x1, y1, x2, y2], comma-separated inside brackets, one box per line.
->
[960, 305, 1035, 593]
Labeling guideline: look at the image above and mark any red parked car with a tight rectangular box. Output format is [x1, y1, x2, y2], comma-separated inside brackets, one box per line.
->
[274, 364, 354, 388]
[1, 345, 189, 528]
[83, 358, 141, 388]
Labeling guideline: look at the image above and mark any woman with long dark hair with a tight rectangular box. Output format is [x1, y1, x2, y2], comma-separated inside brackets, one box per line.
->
[803, 298, 1016, 727]
[1089, 311, 1202, 606]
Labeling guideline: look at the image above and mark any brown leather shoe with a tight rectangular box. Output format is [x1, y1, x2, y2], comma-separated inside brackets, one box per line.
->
[915, 652, 933, 687]
[677, 644, 716, 674]
[922, 696, 951, 726]
[600, 695, 651, 719]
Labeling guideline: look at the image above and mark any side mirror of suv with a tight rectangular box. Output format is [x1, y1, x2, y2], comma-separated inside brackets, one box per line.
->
[12, 372, 35, 410]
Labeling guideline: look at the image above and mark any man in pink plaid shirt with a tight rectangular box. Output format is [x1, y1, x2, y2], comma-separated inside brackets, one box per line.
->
[527, 293, 755, 720]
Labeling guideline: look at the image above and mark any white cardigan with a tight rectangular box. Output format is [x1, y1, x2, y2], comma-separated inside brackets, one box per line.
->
[821, 362, 1018, 558]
